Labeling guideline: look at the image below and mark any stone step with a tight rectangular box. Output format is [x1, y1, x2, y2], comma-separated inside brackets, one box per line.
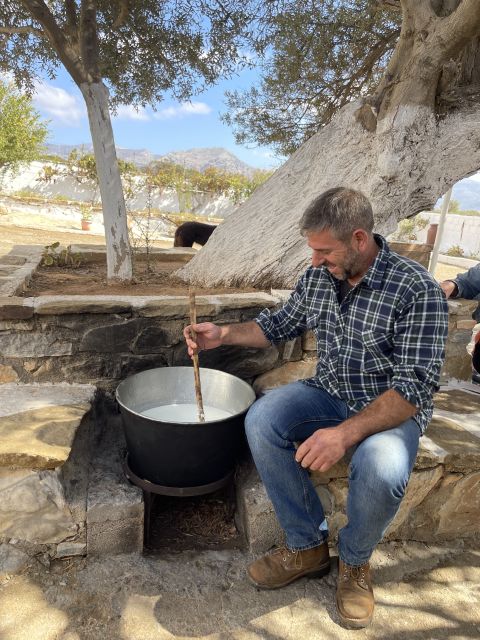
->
[236, 384, 480, 553]
[0, 383, 95, 470]
[0, 384, 143, 561]
[0, 382, 95, 552]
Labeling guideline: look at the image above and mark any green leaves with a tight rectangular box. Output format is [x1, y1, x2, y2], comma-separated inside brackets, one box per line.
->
[223, 0, 401, 156]
[0, 80, 49, 171]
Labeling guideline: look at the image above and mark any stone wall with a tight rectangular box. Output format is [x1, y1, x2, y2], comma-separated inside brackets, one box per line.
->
[0, 293, 288, 389]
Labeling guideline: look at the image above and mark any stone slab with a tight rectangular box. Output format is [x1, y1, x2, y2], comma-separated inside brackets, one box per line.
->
[0, 383, 95, 469]
[34, 296, 134, 315]
[0, 297, 34, 320]
[139, 293, 277, 318]
[0, 332, 73, 357]
[55, 541, 86, 558]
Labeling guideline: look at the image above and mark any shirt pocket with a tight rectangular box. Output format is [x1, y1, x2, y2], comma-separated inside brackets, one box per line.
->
[362, 329, 394, 375]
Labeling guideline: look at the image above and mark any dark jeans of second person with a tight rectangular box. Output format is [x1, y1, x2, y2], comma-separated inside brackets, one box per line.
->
[244, 382, 420, 566]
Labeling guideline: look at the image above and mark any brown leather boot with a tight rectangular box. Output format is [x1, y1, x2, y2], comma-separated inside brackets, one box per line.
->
[336, 559, 374, 628]
[247, 543, 330, 589]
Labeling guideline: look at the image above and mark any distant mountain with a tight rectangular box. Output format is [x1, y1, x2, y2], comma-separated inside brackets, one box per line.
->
[158, 147, 256, 176]
[44, 143, 257, 176]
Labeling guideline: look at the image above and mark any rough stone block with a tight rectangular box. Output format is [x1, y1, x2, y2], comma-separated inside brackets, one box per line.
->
[385, 466, 444, 538]
[278, 338, 302, 362]
[0, 543, 30, 577]
[302, 330, 317, 352]
[0, 297, 34, 320]
[86, 415, 144, 555]
[174, 343, 279, 379]
[0, 364, 18, 383]
[447, 299, 478, 317]
[55, 541, 86, 558]
[0, 383, 95, 469]
[0, 468, 77, 543]
[235, 460, 284, 553]
[253, 359, 317, 395]
[79, 319, 144, 353]
[0, 332, 72, 357]
[394, 472, 480, 541]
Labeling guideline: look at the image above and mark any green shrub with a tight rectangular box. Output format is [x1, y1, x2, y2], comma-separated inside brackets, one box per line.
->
[445, 245, 464, 257]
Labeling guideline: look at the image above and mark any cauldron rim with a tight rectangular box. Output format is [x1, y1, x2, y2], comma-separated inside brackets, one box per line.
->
[115, 365, 256, 424]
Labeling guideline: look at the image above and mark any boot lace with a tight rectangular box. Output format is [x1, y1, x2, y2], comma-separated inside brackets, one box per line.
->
[272, 546, 301, 569]
[342, 562, 368, 588]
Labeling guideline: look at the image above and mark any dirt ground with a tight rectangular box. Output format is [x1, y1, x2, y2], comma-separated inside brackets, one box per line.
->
[22, 259, 259, 296]
[0, 215, 468, 294]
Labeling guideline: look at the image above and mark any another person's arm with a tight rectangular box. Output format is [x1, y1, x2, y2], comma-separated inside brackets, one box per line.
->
[441, 262, 480, 299]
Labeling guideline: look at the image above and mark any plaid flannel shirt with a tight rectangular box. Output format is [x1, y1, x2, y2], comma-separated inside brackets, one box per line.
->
[256, 234, 448, 434]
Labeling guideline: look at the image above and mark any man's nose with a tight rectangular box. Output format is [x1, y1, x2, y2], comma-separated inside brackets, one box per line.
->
[312, 253, 324, 267]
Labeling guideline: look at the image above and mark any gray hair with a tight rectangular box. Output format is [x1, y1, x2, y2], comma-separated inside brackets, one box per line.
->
[299, 187, 374, 239]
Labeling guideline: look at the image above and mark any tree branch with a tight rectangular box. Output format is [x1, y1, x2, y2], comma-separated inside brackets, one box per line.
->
[400, 0, 436, 29]
[112, 0, 129, 31]
[0, 25, 43, 37]
[19, 0, 85, 85]
[436, 0, 480, 59]
[80, 0, 100, 80]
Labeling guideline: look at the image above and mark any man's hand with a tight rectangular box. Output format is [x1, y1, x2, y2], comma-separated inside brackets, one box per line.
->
[183, 322, 222, 357]
[295, 427, 348, 472]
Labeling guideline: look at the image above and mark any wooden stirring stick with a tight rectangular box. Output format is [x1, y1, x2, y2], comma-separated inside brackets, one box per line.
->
[189, 291, 205, 422]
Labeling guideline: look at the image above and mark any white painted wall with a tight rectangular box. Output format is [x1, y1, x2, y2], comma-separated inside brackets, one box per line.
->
[0, 161, 237, 219]
[415, 211, 480, 257]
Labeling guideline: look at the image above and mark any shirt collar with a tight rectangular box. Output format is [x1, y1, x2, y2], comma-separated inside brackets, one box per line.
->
[361, 234, 390, 291]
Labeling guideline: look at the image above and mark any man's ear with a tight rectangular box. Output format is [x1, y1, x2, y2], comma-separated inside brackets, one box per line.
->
[351, 229, 369, 251]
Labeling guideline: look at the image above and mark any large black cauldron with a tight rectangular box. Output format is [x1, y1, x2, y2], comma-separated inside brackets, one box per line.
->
[116, 366, 256, 489]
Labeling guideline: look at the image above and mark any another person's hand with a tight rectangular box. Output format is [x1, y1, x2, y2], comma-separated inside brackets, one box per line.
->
[467, 323, 480, 373]
[295, 426, 348, 472]
[183, 322, 222, 357]
[440, 280, 457, 298]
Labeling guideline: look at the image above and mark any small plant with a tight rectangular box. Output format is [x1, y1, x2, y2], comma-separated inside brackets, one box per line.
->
[390, 215, 429, 242]
[79, 203, 93, 221]
[445, 244, 464, 257]
[41, 242, 83, 267]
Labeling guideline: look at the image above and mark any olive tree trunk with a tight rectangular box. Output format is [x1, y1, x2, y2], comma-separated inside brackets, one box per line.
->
[80, 81, 132, 282]
[177, 0, 480, 289]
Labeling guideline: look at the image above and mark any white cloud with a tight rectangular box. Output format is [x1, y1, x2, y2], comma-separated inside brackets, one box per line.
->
[467, 172, 480, 183]
[33, 81, 84, 124]
[114, 104, 150, 121]
[154, 101, 212, 120]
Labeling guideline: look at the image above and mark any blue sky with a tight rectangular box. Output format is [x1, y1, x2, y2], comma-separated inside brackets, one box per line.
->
[30, 65, 281, 171]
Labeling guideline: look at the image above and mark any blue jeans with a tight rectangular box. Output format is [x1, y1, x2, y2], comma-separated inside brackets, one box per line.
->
[244, 382, 420, 566]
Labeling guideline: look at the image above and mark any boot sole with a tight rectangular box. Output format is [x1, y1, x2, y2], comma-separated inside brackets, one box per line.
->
[336, 595, 373, 629]
[248, 560, 331, 590]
